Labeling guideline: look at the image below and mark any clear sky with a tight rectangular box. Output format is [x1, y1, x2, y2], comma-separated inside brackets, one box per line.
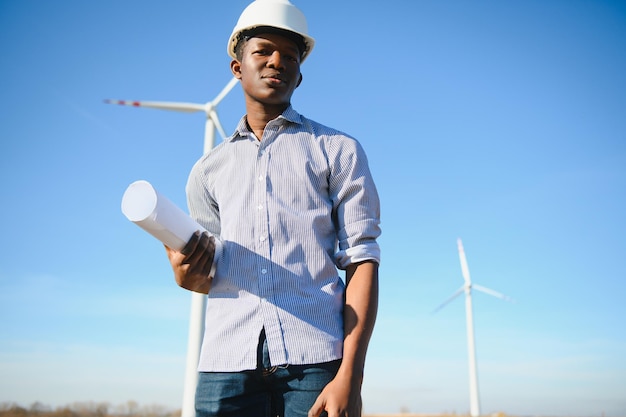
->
[1, 0, 625, 415]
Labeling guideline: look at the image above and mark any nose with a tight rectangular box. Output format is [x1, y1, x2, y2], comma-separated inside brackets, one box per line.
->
[267, 51, 285, 69]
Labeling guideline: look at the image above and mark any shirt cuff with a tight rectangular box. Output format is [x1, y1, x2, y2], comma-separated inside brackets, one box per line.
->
[335, 244, 380, 269]
[209, 237, 223, 278]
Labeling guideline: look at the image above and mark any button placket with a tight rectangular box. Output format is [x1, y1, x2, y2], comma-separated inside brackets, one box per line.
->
[254, 127, 289, 365]
[255, 141, 273, 300]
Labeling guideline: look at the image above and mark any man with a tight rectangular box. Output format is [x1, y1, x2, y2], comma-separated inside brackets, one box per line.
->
[165, 1, 381, 416]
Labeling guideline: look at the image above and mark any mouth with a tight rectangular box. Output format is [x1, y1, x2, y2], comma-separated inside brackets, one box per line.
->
[262, 73, 287, 85]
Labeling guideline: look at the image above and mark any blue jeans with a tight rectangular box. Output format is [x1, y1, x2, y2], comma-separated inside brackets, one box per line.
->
[195, 330, 341, 417]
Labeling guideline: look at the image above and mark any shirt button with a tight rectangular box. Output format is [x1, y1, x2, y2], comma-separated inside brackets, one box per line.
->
[261, 269, 267, 274]
[260, 236, 266, 242]
[258, 175, 263, 181]
[257, 204, 263, 210]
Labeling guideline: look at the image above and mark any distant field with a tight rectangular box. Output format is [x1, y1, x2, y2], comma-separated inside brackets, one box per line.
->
[364, 415, 613, 417]
[2, 405, 618, 417]
[364, 415, 499, 417]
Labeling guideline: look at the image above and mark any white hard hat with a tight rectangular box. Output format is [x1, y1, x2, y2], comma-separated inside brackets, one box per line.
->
[227, 0, 315, 62]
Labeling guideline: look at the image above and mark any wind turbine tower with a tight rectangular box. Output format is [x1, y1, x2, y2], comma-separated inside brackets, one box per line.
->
[106, 77, 239, 417]
[434, 238, 513, 417]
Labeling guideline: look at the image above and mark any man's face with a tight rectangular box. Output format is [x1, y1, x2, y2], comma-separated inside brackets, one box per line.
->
[231, 33, 302, 107]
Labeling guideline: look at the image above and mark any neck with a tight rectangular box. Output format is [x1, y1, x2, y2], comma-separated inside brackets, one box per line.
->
[245, 100, 290, 141]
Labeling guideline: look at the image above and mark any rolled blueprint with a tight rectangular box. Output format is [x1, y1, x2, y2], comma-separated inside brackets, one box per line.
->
[121, 180, 205, 251]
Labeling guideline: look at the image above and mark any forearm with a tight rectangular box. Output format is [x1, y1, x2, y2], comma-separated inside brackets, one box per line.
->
[338, 260, 379, 383]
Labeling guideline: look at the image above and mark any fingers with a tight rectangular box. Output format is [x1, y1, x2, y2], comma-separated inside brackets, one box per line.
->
[180, 230, 201, 256]
[167, 231, 216, 293]
[307, 398, 324, 417]
[308, 388, 361, 417]
[182, 231, 216, 277]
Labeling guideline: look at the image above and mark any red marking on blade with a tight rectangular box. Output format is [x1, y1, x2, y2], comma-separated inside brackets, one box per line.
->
[132, 101, 140, 106]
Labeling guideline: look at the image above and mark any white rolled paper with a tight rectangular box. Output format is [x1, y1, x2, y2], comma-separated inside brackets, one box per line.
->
[121, 180, 221, 276]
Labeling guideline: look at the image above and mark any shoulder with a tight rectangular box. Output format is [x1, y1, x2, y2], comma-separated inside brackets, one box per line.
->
[297, 114, 350, 139]
[284, 106, 356, 142]
[291, 114, 364, 156]
[188, 139, 231, 185]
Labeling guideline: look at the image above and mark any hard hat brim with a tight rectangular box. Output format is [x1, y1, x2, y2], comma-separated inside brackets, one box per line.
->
[228, 25, 315, 62]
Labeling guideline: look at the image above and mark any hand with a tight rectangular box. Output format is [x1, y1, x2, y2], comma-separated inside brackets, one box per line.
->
[164, 231, 216, 294]
[308, 373, 362, 417]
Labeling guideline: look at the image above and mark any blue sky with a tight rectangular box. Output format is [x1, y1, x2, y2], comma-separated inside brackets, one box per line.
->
[1, 0, 625, 415]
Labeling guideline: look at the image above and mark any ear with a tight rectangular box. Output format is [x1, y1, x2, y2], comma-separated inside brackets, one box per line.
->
[231, 59, 242, 79]
[296, 73, 303, 88]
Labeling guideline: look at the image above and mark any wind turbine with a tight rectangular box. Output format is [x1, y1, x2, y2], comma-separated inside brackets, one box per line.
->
[106, 77, 239, 417]
[433, 238, 513, 417]
[105, 76, 239, 153]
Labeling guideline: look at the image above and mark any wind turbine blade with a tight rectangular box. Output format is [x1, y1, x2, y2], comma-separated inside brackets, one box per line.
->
[472, 284, 515, 302]
[211, 77, 239, 106]
[432, 286, 464, 313]
[210, 109, 228, 140]
[457, 238, 471, 285]
[104, 99, 205, 113]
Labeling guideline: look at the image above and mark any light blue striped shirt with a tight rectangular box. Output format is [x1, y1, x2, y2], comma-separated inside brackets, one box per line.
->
[187, 106, 381, 372]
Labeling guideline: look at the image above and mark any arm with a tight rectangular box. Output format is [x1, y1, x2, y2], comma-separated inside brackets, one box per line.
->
[309, 260, 379, 417]
[164, 230, 217, 294]
[169, 157, 222, 294]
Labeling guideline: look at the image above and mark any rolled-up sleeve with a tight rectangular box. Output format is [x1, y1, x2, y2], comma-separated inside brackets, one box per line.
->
[329, 137, 381, 269]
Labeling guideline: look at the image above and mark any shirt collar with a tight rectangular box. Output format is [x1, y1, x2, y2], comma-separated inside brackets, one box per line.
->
[230, 106, 303, 142]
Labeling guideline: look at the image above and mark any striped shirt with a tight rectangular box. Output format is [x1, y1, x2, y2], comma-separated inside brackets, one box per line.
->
[186, 106, 381, 372]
